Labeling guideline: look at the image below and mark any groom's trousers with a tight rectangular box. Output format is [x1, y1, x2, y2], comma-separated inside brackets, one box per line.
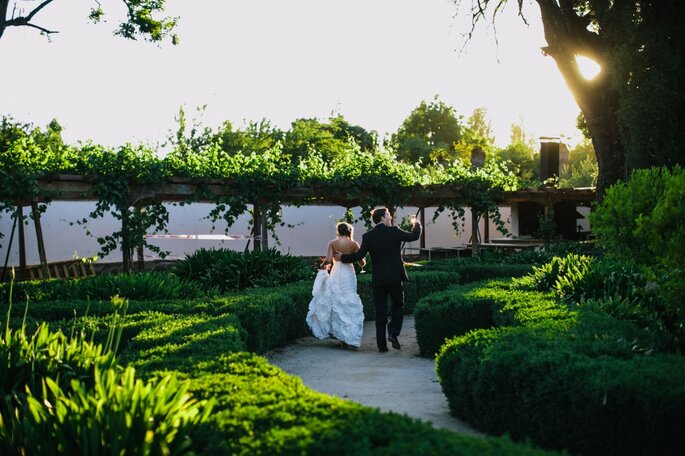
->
[372, 283, 404, 349]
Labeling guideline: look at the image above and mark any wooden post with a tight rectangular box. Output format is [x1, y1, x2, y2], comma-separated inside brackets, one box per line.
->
[419, 207, 426, 249]
[261, 206, 269, 250]
[137, 245, 145, 271]
[1, 216, 17, 282]
[31, 202, 51, 279]
[483, 210, 490, 243]
[253, 203, 261, 252]
[121, 210, 131, 273]
[135, 206, 145, 271]
[471, 209, 480, 256]
[17, 206, 27, 280]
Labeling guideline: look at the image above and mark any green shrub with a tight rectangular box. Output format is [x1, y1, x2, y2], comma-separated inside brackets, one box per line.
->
[48, 311, 247, 377]
[4, 365, 211, 455]
[120, 312, 247, 376]
[590, 166, 674, 264]
[514, 254, 676, 349]
[419, 260, 533, 282]
[469, 241, 599, 265]
[197, 281, 311, 354]
[437, 325, 685, 456]
[414, 282, 497, 357]
[0, 316, 211, 455]
[429, 278, 680, 455]
[186, 352, 557, 455]
[591, 165, 685, 345]
[173, 248, 314, 292]
[0, 271, 207, 303]
[472, 285, 569, 328]
[0, 324, 115, 404]
[513, 254, 593, 294]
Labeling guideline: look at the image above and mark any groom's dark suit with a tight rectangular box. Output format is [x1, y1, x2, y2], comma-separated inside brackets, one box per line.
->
[341, 221, 421, 351]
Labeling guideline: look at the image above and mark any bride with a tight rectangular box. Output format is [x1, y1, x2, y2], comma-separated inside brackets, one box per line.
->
[306, 222, 366, 349]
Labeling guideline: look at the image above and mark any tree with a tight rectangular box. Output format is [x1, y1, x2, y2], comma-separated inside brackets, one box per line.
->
[560, 137, 597, 188]
[282, 116, 376, 163]
[165, 106, 216, 158]
[0, 114, 65, 155]
[0, 0, 178, 43]
[166, 107, 285, 158]
[454, 107, 496, 163]
[388, 96, 464, 165]
[495, 121, 538, 181]
[215, 119, 284, 156]
[457, 1, 685, 198]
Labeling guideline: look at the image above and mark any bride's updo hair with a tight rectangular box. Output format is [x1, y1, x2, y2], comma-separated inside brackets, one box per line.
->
[337, 222, 353, 238]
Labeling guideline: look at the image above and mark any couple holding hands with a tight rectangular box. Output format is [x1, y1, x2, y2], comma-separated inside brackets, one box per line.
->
[306, 207, 422, 352]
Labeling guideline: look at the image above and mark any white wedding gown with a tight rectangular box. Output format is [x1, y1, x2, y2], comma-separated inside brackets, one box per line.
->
[306, 261, 364, 347]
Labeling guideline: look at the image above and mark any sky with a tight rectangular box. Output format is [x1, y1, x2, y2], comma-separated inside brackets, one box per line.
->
[1, 0, 587, 150]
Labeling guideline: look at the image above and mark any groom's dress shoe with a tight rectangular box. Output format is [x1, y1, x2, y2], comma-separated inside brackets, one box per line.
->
[378, 347, 389, 353]
[388, 335, 401, 350]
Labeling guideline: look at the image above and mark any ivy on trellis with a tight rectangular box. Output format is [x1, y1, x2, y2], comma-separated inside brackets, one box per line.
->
[1, 138, 521, 265]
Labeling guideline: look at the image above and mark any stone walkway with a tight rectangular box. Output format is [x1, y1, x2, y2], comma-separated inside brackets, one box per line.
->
[266, 315, 481, 435]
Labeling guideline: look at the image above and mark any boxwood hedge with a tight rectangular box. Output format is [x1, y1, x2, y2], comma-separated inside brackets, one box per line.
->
[428, 280, 685, 455]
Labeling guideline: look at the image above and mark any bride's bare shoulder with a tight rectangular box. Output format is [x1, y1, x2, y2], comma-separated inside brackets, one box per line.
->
[331, 238, 357, 254]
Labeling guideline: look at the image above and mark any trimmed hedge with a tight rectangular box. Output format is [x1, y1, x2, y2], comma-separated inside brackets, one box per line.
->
[418, 260, 533, 283]
[48, 311, 247, 377]
[0, 271, 208, 303]
[185, 352, 557, 455]
[414, 281, 501, 357]
[437, 324, 685, 455]
[119, 312, 247, 376]
[431, 280, 685, 455]
[201, 282, 312, 353]
[416, 279, 667, 359]
[1, 268, 563, 454]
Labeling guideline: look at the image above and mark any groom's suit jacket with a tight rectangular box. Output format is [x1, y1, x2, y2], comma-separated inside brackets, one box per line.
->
[341, 222, 421, 287]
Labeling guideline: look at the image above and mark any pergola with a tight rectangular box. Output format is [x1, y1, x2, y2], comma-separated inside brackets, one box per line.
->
[4, 174, 596, 280]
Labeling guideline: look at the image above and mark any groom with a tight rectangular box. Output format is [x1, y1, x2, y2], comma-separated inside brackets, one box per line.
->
[336, 207, 421, 352]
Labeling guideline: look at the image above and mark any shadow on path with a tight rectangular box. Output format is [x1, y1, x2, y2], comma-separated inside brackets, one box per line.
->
[266, 315, 481, 435]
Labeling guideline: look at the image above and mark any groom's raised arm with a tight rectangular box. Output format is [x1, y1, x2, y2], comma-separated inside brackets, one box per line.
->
[397, 221, 421, 242]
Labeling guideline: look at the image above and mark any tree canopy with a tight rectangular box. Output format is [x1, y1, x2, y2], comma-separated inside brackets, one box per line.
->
[281, 116, 377, 162]
[388, 96, 464, 165]
[458, 0, 685, 197]
[495, 121, 538, 182]
[454, 107, 496, 163]
[0, 0, 178, 43]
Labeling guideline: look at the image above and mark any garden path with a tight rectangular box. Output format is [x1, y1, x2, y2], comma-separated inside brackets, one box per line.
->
[267, 315, 482, 435]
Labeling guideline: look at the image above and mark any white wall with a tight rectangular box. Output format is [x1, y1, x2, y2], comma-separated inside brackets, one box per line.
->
[0, 202, 512, 265]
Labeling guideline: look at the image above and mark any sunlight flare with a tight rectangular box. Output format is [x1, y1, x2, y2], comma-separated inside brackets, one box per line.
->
[576, 56, 601, 80]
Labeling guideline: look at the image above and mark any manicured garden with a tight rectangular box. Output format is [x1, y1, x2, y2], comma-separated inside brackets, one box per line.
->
[1, 133, 682, 454]
[2, 248, 557, 454]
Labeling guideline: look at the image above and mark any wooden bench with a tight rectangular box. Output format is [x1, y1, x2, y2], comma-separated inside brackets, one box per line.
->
[24, 259, 96, 280]
[467, 242, 542, 251]
[417, 247, 470, 261]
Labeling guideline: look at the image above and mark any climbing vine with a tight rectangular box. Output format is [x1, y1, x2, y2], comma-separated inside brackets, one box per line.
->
[72, 144, 171, 272]
[1, 136, 522, 262]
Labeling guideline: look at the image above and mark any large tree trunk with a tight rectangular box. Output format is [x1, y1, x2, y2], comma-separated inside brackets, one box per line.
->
[583, 99, 627, 197]
[535, 0, 626, 199]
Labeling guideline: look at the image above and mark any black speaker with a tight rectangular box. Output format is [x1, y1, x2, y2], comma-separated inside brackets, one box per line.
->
[540, 141, 560, 181]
